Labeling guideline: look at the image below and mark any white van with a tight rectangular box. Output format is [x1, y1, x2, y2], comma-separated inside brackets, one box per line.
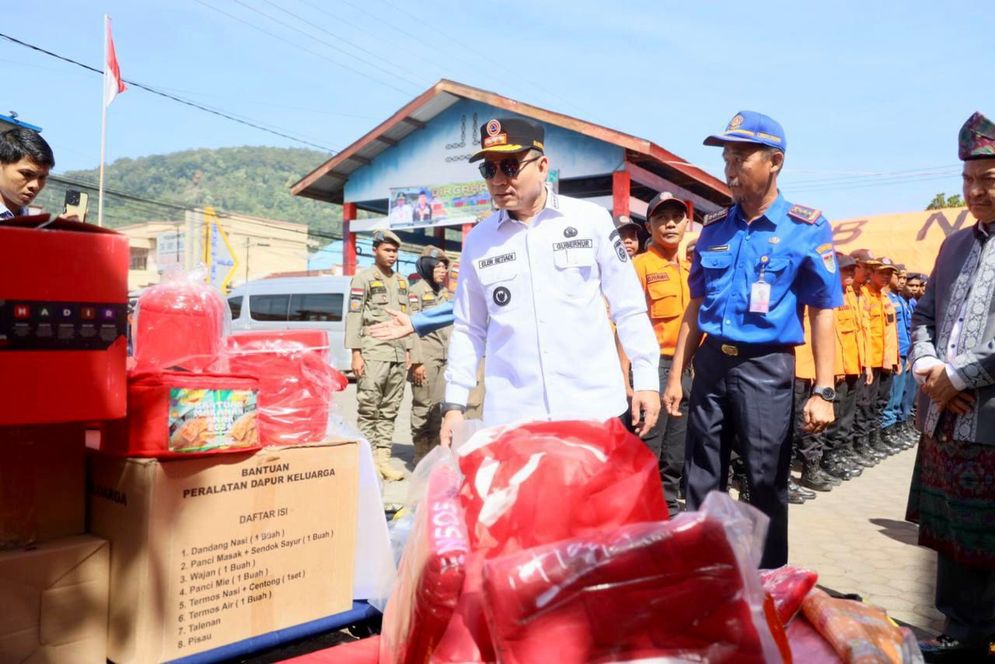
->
[227, 276, 353, 373]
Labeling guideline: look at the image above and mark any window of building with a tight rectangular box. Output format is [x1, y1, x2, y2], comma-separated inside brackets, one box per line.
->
[288, 293, 344, 322]
[130, 248, 149, 271]
[249, 294, 290, 321]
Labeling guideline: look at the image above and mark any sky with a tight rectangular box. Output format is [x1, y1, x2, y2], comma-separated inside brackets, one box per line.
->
[4, 0, 994, 221]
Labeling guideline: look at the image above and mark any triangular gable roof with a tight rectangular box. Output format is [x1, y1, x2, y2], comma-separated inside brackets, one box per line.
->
[292, 79, 730, 207]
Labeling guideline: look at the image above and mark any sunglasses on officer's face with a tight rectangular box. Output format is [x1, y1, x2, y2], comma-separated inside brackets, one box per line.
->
[478, 156, 541, 180]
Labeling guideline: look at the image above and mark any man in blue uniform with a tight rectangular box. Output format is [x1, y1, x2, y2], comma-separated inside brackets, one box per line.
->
[663, 111, 842, 568]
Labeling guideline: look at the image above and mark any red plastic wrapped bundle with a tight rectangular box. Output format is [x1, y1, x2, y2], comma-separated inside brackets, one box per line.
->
[479, 492, 787, 664]
[101, 369, 261, 457]
[285, 635, 380, 663]
[380, 463, 470, 664]
[432, 419, 669, 662]
[802, 588, 922, 663]
[761, 565, 819, 624]
[133, 269, 228, 370]
[225, 330, 346, 445]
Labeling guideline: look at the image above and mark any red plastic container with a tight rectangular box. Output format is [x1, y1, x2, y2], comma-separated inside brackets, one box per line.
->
[100, 369, 261, 458]
[133, 274, 228, 370]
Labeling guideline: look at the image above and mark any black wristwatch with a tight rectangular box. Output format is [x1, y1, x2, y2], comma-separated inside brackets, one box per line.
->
[811, 385, 837, 402]
[440, 402, 466, 415]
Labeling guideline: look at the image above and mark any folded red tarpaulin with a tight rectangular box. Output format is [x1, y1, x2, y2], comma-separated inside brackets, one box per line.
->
[761, 565, 819, 625]
[283, 635, 380, 663]
[480, 498, 787, 664]
[432, 419, 669, 662]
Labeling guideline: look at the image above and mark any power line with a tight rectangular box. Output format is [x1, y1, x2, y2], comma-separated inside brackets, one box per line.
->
[0, 32, 338, 152]
[192, 0, 415, 97]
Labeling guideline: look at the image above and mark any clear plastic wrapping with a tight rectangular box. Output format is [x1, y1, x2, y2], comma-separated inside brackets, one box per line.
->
[761, 565, 819, 624]
[379, 453, 469, 664]
[132, 267, 230, 370]
[432, 418, 670, 662]
[479, 491, 788, 664]
[802, 588, 924, 663]
[224, 330, 347, 445]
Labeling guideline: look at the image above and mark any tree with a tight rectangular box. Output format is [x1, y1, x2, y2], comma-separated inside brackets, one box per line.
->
[926, 192, 965, 210]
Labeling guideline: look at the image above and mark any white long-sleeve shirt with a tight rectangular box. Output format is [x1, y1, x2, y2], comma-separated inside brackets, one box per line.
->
[444, 188, 660, 426]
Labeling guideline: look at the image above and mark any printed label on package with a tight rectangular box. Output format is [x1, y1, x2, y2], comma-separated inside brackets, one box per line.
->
[168, 388, 259, 453]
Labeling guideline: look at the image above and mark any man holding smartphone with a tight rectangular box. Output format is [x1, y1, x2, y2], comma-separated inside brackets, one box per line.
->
[0, 128, 54, 220]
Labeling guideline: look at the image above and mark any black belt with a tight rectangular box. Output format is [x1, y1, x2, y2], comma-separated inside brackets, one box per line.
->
[704, 336, 793, 358]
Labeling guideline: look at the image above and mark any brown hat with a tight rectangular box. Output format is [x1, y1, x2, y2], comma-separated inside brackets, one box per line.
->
[420, 245, 448, 262]
[646, 192, 688, 220]
[372, 229, 401, 247]
[849, 249, 882, 266]
[876, 257, 898, 272]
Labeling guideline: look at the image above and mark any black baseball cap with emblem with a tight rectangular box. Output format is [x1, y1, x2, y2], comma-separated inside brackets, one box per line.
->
[645, 192, 689, 221]
[470, 118, 545, 162]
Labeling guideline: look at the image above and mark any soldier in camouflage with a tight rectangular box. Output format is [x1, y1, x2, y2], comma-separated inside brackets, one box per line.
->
[345, 229, 412, 481]
[407, 246, 452, 462]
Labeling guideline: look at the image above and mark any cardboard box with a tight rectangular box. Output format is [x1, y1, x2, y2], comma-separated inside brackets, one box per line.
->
[0, 424, 86, 550]
[0, 216, 128, 425]
[0, 534, 110, 664]
[89, 441, 359, 664]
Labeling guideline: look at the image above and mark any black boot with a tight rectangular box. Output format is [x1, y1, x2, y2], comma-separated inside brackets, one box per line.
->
[787, 478, 810, 503]
[800, 464, 836, 491]
[880, 427, 904, 453]
[854, 438, 882, 463]
[869, 429, 894, 457]
[822, 454, 857, 480]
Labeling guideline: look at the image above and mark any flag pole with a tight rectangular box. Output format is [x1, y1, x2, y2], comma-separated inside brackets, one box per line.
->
[97, 14, 109, 228]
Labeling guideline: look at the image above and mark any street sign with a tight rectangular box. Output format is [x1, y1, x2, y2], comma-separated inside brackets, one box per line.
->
[156, 229, 185, 268]
[203, 207, 240, 293]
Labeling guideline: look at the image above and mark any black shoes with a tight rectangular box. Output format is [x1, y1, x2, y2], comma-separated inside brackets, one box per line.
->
[918, 633, 995, 662]
[800, 465, 838, 491]
[788, 478, 815, 503]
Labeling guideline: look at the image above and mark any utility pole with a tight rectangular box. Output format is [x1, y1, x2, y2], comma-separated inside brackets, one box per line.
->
[245, 238, 270, 284]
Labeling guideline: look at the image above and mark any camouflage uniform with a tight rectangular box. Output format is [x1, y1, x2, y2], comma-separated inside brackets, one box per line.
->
[407, 277, 451, 462]
[345, 257, 411, 480]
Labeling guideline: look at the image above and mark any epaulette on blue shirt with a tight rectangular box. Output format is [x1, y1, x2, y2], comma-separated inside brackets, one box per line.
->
[787, 204, 822, 224]
[703, 208, 729, 226]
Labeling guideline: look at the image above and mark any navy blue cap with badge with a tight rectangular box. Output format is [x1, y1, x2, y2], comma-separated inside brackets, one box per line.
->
[470, 118, 545, 163]
[704, 111, 787, 152]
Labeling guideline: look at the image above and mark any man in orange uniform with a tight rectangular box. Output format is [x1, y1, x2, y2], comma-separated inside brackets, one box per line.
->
[820, 254, 871, 478]
[631, 192, 692, 516]
[858, 256, 903, 458]
[792, 316, 839, 500]
[849, 249, 886, 463]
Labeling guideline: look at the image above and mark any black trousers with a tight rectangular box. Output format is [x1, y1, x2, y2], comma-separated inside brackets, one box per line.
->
[855, 368, 892, 440]
[792, 378, 825, 466]
[684, 339, 794, 569]
[824, 375, 859, 454]
[935, 552, 995, 641]
[622, 356, 690, 517]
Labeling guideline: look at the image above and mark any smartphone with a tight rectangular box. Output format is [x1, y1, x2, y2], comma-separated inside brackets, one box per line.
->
[63, 190, 89, 221]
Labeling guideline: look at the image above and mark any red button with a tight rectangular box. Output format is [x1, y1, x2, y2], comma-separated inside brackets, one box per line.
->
[81, 307, 96, 320]
[14, 305, 30, 319]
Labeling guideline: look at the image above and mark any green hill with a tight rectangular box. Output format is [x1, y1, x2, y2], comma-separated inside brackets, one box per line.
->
[35, 146, 343, 238]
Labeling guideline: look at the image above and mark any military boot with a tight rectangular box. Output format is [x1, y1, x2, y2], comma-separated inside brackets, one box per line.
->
[800, 464, 836, 491]
[375, 447, 405, 482]
[788, 478, 813, 503]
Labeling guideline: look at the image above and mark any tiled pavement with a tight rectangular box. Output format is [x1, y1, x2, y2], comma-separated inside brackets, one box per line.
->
[336, 383, 943, 635]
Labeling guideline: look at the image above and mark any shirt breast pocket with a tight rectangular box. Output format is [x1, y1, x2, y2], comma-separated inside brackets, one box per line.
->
[648, 281, 682, 319]
[699, 251, 733, 292]
[758, 257, 791, 283]
[552, 246, 597, 298]
[478, 265, 518, 312]
[370, 288, 389, 306]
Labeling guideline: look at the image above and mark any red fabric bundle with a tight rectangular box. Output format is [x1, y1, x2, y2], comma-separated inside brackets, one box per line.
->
[380, 464, 470, 664]
[133, 273, 228, 370]
[226, 330, 346, 445]
[432, 419, 669, 662]
[761, 565, 819, 624]
[480, 504, 786, 664]
[101, 369, 261, 457]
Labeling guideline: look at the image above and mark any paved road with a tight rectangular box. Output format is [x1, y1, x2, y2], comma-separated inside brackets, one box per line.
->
[336, 382, 942, 635]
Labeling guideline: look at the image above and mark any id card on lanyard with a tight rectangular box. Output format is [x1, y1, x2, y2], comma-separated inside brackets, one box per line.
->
[749, 255, 771, 314]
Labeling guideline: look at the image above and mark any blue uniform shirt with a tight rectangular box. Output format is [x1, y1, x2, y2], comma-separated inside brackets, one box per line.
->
[888, 291, 911, 357]
[689, 194, 843, 345]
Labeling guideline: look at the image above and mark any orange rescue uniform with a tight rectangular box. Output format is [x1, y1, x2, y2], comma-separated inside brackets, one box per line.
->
[632, 246, 690, 357]
[860, 286, 899, 370]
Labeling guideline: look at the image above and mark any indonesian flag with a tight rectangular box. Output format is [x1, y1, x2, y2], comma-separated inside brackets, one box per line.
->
[103, 16, 126, 107]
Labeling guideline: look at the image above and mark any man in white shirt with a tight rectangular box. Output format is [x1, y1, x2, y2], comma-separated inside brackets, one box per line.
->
[0, 128, 54, 220]
[440, 117, 660, 444]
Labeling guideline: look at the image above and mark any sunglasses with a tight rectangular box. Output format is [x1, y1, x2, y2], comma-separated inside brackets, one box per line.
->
[478, 156, 541, 180]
